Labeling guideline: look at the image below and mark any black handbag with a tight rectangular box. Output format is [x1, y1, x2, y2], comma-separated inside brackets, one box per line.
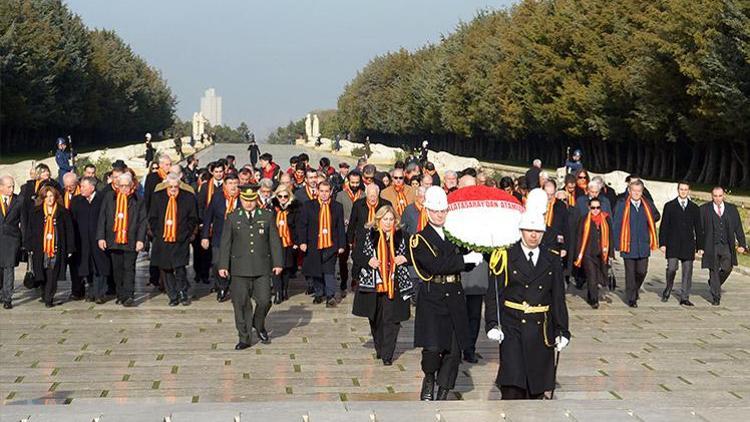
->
[22, 254, 37, 289]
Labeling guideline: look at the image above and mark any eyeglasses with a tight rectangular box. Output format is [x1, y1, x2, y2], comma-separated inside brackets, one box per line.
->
[277, 194, 289, 199]
[393, 176, 404, 180]
[363, 176, 374, 181]
[590, 206, 601, 210]
[578, 175, 588, 179]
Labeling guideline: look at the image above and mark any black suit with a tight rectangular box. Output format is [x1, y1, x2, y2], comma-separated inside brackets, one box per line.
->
[485, 242, 570, 398]
[699, 202, 747, 302]
[659, 198, 701, 301]
[347, 197, 391, 284]
[1, 194, 25, 304]
[70, 193, 111, 299]
[202, 191, 240, 290]
[541, 199, 568, 253]
[298, 200, 346, 299]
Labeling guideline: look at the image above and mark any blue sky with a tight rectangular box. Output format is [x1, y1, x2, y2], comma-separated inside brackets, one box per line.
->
[67, 0, 513, 136]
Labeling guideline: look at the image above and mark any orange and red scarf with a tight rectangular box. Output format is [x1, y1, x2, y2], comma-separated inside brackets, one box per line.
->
[276, 207, 293, 247]
[293, 173, 305, 186]
[343, 184, 361, 203]
[545, 199, 555, 227]
[305, 185, 317, 201]
[575, 212, 610, 267]
[367, 201, 378, 225]
[113, 191, 130, 244]
[619, 196, 658, 253]
[393, 185, 407, 215]
[43, 203, 57, 257]
[415, 203, 428, 231]
[223, 186, 238, 217]
[318, 199, 333, 249]
[375, 228, 397, 299]
[63, 186, 80, 209]
[0, 195, 11, 217]
[163, 191, 178, 243]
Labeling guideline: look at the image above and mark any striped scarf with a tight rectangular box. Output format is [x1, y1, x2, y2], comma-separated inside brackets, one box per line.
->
[0, 195, 10, 217]
[113, 192, 130, 244]
[43, 203, 57, 258]
[157, 168, 168, 181]
[545, 199, 555, 227]
[376, 228, 397, 299]
[619, 196, 658, 253]
[416, 203, 428, 231]
[276, 208, 293, 247]
[343, 184, 361, 202]
[367, 201, 377, 225]
[393, 185, 408, 215]
[206, 181, 218, 207]
[574, 212, 610, 267]
[566, 189, 576, 207]
[64, 186, 80, 209]
[305, 185, 317, 201]
[163, 191, 178, 243]
[223, 187, 238, 217]
[317, 199, 332, 249]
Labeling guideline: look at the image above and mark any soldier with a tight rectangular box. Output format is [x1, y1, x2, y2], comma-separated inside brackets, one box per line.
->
[218, 185, 283, 350]
[485, 201, 571, 399]
[409, 186, 483, 401]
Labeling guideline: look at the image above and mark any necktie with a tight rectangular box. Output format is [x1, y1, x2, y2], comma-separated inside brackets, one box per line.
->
[681, 200, 686, 210]
[528, 251, 535, 267]
[717, 204, 723, 217]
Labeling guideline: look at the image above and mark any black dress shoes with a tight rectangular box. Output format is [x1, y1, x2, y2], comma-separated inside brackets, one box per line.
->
[122, 298, 135, 307]
[628, 301, 638, 308]
[712, 298, 721, 306]
[420, 373, 435, 401]
[312, 296, 324, 304]
[436, 387, 450, 401]
[382, 358, 393, 366]
[463, 352, 478, 363]
[680, 299, 694, 306]
[326, 298, 337, 308]
[45, 302, 55, 308]
[168, 298, 179, 306]
[257, 329, 271, 344]
[4, 301, 13, 309]
[95, 298, 106, 305]
[590, 301, 600, 309]
[273, 292, 282, 305]
[217, 289, 229, 302]
[235, 342, 250, 350]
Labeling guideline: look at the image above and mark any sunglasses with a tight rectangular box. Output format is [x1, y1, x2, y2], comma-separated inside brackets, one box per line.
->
[578, 175, 588, 179]
[363, 176, 374, 181]
[277, 194, 289, 199]
[590, 206, 600, 209]
[393, 176, 404, 180]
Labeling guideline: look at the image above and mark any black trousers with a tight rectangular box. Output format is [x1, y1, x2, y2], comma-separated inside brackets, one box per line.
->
[111, 250, 137, 301]
[464, 294, 484, 355]
[164, 266, 188, 301]
[273, 270, 291, 295]
[42, 267, 58, 305]
[500, 385, 545, 400]
[421, 334, 461, 390]
[193, 239, 211, 282]
[338, 245, 350, 290]
[369, 293, 401, 361]
[583, 256, 606, 303]
[624, 257, 649, 303]
[211, 245, 229, 290]
[709, 244, 733, 301]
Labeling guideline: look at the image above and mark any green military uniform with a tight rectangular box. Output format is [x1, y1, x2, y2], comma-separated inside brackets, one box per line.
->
[219, 203, 283, 346]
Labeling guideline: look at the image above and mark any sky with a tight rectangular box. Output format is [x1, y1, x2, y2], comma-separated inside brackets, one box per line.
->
[66, 0, 513, 137]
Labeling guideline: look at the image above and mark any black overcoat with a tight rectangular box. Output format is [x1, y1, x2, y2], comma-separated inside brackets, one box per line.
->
[25, 204, 76, 282]
[148, 190, 198, 269]
[699, 202, 747, 269]
[96, 191, 147, 252]
[658, 198, 701, 260]
[0, 194, 25, 267]
[272, 197, 301, 269]
[298, 200, 346, 278]
[484, 242, 570, 395]
[70, 194, 111, 277]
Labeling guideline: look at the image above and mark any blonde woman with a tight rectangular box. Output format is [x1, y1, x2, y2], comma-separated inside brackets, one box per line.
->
[271, 184, 300, 304]
[352, 204, 413, 366]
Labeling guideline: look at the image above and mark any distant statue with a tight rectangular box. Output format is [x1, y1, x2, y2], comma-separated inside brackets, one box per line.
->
[312, 114, 320, 139]
[305, 114, 313, 140]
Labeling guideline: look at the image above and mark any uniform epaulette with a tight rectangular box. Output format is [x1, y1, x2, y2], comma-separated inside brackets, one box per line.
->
[549, 249, 560, 256]
[409, 233, 436, 257]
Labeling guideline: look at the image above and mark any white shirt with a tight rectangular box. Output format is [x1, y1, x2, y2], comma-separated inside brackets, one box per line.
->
[520, 243, 540, 266]
[678, 198, 687, 209]
[631, 199, 641, 211]
[714, 202, 724, 216]
[430, 224, 445, 240]
[87, 192, 96, 203]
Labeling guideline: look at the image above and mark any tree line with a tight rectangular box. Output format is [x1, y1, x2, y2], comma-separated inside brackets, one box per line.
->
[0, 0, 175, 156]
[334, 0, 750, 188]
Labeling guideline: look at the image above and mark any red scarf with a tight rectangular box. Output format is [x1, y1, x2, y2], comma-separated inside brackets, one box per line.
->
[317, 199, 332, 249]
[64, 186, 80, 209]
[223, 186, 238, 217]
[43, 203, 57, 257]
[343, 184, 361, 203]
[367, 201, 377, 225]
[575, 212, 610, 267]
[262, 163, 277, 180]
[415, 203, 428, 231]
[113, 192, 130, 244]
[393, 185, 408, 215]
[545, 199, 555, 227]
[276, 207, 293, 247]
[163, 191, 178, 243]
[305, 185, 317, 201]
[619, 196, 658, 253]
[376, 228, 397, 299]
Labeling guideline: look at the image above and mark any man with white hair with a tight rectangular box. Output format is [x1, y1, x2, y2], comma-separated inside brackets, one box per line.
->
[97, 172, 147, 307]
[442, 171, 458, 194]
[485, 190, 570, 399]
[62, 172, 79, 210]
[0, 175, 23, 309]
[410, 186, 483, 401]
[575, 179, 611, 216]
[525, 158, 543, 190]
[148, 173, 198, 306]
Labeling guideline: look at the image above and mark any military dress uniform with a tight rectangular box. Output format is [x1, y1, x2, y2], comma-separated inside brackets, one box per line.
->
[485, 242, 570, 399]
[219, 188, 283, 349]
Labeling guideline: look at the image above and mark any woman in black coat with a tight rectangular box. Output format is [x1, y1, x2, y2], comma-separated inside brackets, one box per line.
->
[272, 185, 300, 304]
[25, 185, 75, 307]
[352, 204, 413, 365]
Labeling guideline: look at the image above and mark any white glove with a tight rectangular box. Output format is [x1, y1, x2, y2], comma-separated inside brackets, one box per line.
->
[463, 251, 483, 265]
[487, 327, 504, 344]
[555, 336, 569, 352]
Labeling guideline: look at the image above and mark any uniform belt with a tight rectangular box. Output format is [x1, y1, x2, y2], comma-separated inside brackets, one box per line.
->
[504, 300, 549, 314]
[430, 274, 461, 284]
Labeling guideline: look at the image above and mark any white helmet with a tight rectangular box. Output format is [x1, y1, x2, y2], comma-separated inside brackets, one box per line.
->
[525, 188, 548, 215]
[424, 186, 448, 211]
[518, 210, 546, 232]
[145, 132, 152, 140]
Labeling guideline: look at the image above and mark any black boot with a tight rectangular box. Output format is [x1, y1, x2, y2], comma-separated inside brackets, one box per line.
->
[273, 291, 282, 305]
[661, 288, 671, 302]
[436, 387, 450, 401]
[282, 286, 289, 301]
[420, 373, 435, 401]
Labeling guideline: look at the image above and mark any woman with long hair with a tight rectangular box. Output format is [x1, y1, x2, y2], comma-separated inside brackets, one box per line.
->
[271, 184, 300, 304]
[352, 205, 413, 366]
[25, 185, 75, 307]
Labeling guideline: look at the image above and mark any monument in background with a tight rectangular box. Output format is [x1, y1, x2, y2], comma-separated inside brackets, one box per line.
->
[200, 88, 223, 126]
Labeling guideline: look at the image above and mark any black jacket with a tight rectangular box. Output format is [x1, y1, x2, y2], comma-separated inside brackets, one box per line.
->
[0, 194, 25, 267]
[272, 197, 302, 269]
[201, 190, 240, 245]
[658, 198, 702, 260]
[70, 193, 111, 277]
[541, 199, 568, 253]
[148, 190, 198, 269]
[96, 191, 147, 252]
[346, 197, 392, 246]
[298, 200, 346, 277]
[699, 202, 746, 269]
[25, 204, 75, 282]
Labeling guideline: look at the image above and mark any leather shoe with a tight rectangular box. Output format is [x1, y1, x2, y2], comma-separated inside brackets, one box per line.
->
[313, 296, 324, 304]
[45, 302, 55, 308]
[712, 298, 720, 306]
[3, 301, 12, 310]
[463, 352, 478, 363]
[590, 301, 599, 309]
[340, 289, 347, 299]
[181, 296, 191, 306]
[680, 299, 694, 307]
[122, 298, 135, 307]
[382, 358, 393, 366]
[436, 387, 450, 401]
[628, 301, 638, 308]
[257, 329, 271, 344]
[169, 298, 179, 306]
[235, 342, 250, 350]
[420, 373, 435, 401]
[95, 298, 106, 304]
[326, 298, 337, 308]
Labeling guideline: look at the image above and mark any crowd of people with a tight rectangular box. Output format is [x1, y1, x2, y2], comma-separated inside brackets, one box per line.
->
[0, 136, 747, 401]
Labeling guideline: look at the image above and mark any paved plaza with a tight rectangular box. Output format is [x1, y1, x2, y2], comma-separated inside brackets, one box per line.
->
[2, 145, 750, 421]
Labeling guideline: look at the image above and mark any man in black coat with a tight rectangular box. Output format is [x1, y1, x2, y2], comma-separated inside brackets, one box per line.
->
[525, 159, 542, 190]
[144, 155, 172, 287]
[294, 167, 319, 204]
[97, 172, 147, 307]
[699, 186, 747, 306]
[408, 186, 483, 401]
[195, 161, 226, 287]
[149, 174, 199, 306]
[201, 174, 240, 302]
[485, 209, 571, 400]
[0, 175, 24, 309]
[298, 181, 346, 307]
[347, 184, 391, 287]
[658, 181, 702, 306]
[70, 177, 111, 303]
[540, 180, 568, 255]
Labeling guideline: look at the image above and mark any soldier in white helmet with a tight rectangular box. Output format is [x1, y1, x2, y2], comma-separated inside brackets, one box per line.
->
[408, 186, 483, 401]
[484, 188, 571, 399]
[145, 133, 155, 169]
